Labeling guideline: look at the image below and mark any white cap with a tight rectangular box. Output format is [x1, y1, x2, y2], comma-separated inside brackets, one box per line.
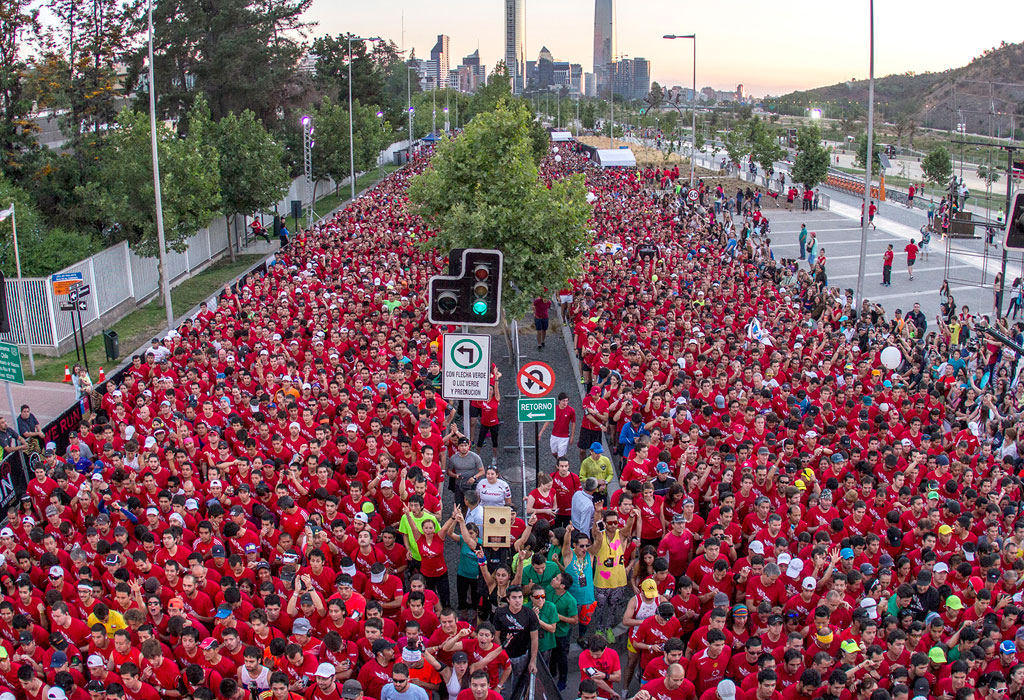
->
[860, 598, 878, 619]
[802, 576, 816, 591]
[49, 565, 64, 578]
[717, 680, 737, 700]
[380, 480, 393, 489]
[0, 527, 13, 538]
[776, 552, 791, 567]
[210, 479, 222, 488]
[87, 655, 105, 668]
[314, 662, 335, 679]
[47, 689, 67, 700]
[786, 558, 803, 578]
[289, 422, 301, 430]
[934, 563, 949, 573]
[146, 507, 159, 516]
[748, 541, 765, 555]
[144, 436, 157, 449]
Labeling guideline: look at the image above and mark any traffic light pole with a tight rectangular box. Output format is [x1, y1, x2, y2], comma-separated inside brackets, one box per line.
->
[462, 323, 471, 439]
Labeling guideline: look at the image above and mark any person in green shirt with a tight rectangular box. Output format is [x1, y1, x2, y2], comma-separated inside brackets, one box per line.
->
[522, 552, 559, 598]
[549, 573, 578, 691]
[580, 443, 615, 504]
[397, 495, 441, 564]
[527, 587, 559, 658]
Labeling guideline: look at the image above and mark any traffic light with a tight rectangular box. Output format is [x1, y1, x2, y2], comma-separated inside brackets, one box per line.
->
[428, 248, 504, 326]
[1006, 191, 1024, 250]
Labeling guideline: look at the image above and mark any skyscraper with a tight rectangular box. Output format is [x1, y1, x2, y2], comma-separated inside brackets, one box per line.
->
[504, 0, 525, 95]
[430, 35, 450, 89]
[593, 0, 615, 95]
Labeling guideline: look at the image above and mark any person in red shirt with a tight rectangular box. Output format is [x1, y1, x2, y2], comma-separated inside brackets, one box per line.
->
[881, 244, 894, 287]
[455, 671, 503, 700]
[118, 663, 161, 700]
[577, 635, 620, 699]
[904, 239, 919, 280]
[473, 376, 501, 468]
[686, 628, 732, 696]
[644, 663, 696, 700]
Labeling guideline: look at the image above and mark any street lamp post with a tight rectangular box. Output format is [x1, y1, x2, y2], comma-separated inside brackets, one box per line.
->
[663, 34, 697, 187]
[147, 0, 174, 330]
[854, 0, 875, 316]
[346, 34, 381, 201]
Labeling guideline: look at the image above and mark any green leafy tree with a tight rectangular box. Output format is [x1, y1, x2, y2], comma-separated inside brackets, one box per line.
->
[78, 109, 222, 255]
[307, 97, 351, 198]
[209, 103, 291, 260]
[0, 174, 99, 276]
[407, 100, 592, 319]
[790, 124, 831, 189]
[580, 101, 597, 130]
[854, 133, 882, 170]
[724, 128, 746, 165]
[0, 0, 39, 177]
[921, 145, 953, 188]
[646, 81, 664, 108]
[132, 0, 313, 123]
[750, 120, 785, 175]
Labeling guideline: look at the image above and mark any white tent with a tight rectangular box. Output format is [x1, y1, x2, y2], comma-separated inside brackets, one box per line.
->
[550, 131, 573, 142]
[594, 148, 637, 168]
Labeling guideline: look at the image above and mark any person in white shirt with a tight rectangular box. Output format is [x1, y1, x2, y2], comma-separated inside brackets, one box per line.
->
[475, 466, 512, 507]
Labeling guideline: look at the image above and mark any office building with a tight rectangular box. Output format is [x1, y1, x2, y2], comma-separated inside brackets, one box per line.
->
[631, 57, 650, 100]
[429, 35, 450, 89]
[593, 0, 615, 94]
[504, 0, 526, 94]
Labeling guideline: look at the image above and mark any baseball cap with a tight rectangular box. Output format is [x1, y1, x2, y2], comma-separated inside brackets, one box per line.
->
[938, 524, 953, 535]
[1002, 640, 1017, 655]
[292, 618, 312, 635]
[87, 654, 106, 668]
[840, 640, 859, 654]
[372, 639, 395, 654]
[934, 563, 949, 574]
[640, 579, 658, 597]
[210, 545, 227, 558]
[199, 637, 219, 650]
[839, 548, 854, 560]
[589, 442, 603, 453]
[452, 651, 469, 664]
[340, 681, 363, 700]
[48, 565, 64, 578]
[928, 647, 947, 663]
[50, 650, 68, 667]
[86, 681, 105, 693]
[749, 541, 765, 555]
[802, 577, 816, 591]
[315, 663, 335, 678]
[946, 595, 964, 610]
[47, 690, 67, 700]
[215, 607, 232, 619]
[717, 680, 737, 700]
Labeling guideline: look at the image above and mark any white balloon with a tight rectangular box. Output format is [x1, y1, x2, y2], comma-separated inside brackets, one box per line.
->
[880, 346, 902, 370]
[586, 192, 597, 203]
[553, 146, 559, 153]
[554, 154, 561, 162]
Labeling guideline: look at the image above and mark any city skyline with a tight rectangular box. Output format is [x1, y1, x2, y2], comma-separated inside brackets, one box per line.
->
[310, 0, 1017, 96]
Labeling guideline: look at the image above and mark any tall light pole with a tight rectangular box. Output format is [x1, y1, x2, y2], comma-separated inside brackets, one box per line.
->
[301, 115, 314, 228]
[0, 204, 34, 375]
[147, 0, 174, 330]
[408, 67, 414, 147]
[346, 34, 381, 200]
[663, 34, 696, 187]
[854, 0, 875, 316]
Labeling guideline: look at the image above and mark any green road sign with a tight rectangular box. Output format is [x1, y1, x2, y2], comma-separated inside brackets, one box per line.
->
[0, 342, 24, 385]
[518, 397, 555, 423]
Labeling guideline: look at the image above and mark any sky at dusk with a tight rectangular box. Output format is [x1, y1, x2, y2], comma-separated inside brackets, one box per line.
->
[312, 1, 1019, 96]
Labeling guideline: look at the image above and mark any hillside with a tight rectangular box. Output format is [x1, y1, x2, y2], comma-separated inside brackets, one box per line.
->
[772, 41, 1024, 135]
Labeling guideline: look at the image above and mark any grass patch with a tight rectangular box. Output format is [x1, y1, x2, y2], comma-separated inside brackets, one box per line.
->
[28, 255, 263, 383]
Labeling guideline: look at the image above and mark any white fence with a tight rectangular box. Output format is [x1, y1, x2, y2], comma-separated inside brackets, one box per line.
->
[0, 170, 341, 351]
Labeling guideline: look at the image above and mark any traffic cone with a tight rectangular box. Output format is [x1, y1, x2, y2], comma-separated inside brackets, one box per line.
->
[97, 366, 105, 382]
[63, 365, 72, 383]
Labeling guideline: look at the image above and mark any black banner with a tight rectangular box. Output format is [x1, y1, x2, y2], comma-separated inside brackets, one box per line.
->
[0, 451, 29, 514]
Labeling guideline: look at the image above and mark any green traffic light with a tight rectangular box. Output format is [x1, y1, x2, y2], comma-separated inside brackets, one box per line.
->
[472, 300, 488, 315]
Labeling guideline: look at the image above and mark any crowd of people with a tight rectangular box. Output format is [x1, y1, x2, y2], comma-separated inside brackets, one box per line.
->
[1, 132, 1024, 700]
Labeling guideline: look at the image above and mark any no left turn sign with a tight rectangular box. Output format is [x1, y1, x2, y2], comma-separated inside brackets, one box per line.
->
[517, 361, 555, 397]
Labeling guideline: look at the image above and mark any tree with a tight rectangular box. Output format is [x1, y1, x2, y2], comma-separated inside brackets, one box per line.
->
[77, 109, 221, 255]
[790, 124, 830, 189]
[407, 100, 591, 319]
[749, 119, 785, 176]
[208, 102, 291, 260]
[723, 128, 746, 165]
[580, 101, 597, 130]
[0, 0, 39, 178]
[132, 0, 313, 124]
[646, 81, 664, 108]
[307, 97, 350, 198]
[0, 174, 100, 276]
[854, 133, 881, 170]
[921, 146, 953, 188]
